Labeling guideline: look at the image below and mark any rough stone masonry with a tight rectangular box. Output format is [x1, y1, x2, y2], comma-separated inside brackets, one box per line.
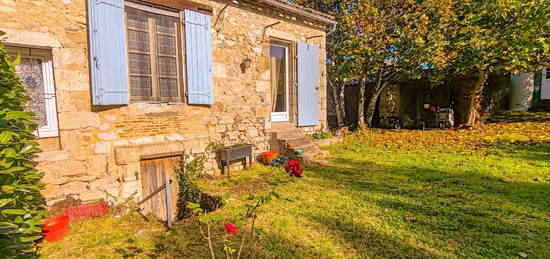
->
[0, 0, 329, 204]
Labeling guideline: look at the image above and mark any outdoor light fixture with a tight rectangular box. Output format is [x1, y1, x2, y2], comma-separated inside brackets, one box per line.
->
[243, 57, 252, 69]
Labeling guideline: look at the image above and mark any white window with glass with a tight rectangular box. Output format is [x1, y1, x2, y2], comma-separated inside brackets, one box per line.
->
[270, 44, 290, 122]
[7, 46, 59, 138]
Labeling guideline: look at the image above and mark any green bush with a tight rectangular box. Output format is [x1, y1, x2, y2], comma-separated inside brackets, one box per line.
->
[175, 154, 222, 220]
[310, 132, 333, 140]
[0, 37, 47, 257]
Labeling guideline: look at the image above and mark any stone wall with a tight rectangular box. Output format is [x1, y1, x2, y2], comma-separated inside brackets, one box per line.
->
[0, 0, 328, 203]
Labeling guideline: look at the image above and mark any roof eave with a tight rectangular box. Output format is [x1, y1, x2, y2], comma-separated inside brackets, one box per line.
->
[256, 0, 337, 25]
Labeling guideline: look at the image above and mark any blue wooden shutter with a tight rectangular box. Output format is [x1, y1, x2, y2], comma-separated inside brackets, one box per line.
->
[185, 10, 214, 105]
[297, 42, 320, 126]
[88, 0, 129, 105]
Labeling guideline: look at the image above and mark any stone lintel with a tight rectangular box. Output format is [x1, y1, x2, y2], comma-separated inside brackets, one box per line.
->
[115, 142, 185, 165]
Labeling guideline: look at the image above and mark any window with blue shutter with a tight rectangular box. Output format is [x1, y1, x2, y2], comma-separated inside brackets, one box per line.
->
[297, 42, 320, 126]
[88, 0, 129, 105]
[125, 3, 182, 103]
[185, 10, 214, 105]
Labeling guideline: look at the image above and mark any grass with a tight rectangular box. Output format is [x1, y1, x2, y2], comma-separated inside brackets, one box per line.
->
[39, 112, 550, 258]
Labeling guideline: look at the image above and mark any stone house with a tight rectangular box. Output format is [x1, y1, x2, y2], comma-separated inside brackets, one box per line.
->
[0, 0, 335, 205]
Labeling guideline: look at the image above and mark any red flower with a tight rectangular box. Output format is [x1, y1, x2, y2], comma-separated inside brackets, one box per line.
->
[224, 223, 238, 235]
[284, 160, 303, 178]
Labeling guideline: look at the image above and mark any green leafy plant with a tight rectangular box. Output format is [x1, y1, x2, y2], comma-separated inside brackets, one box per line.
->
[310, 131, 333, 140]
[176, 153, 221, 220]
[183, 153, 206, 180]
[0, 39, 46, 257]
[187, 187, 280, 259]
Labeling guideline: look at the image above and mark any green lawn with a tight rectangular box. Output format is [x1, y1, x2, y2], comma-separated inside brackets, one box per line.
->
[40, 112, 550, 258]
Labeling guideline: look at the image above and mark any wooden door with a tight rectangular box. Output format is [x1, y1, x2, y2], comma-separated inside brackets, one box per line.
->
[297, 42, 320, 126]
[139, 156, 180, 221]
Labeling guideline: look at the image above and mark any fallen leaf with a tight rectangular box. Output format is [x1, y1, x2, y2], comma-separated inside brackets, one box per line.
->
[519, 252, 528, 258]
[404, 216, 415, 222]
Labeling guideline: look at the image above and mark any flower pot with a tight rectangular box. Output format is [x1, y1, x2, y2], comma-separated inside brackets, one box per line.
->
[262, 151, 278, 165]
[42, 215, 69, 242]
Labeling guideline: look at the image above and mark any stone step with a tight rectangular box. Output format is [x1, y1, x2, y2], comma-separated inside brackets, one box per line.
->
[288, 150, 329, 166]
[269, 125, 330, 166]
[280, 136, 310, 147]
[288, 143, 319, 153]
[275, 130, 304, 139]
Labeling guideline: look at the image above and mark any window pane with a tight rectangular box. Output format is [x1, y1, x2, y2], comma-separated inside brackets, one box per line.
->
[127, 30, 150, 52]
[270, 45, 288, 113]
[157, 35, 177, 55]
[14, 58, 48, 127]
[129, 53, 151, 75]
[155, 15, 177, 35]
[159, 78, 178, 97]
[126, 8, 149, 30]
[130, 76, 152, 97]
[157, 56, 177, 77]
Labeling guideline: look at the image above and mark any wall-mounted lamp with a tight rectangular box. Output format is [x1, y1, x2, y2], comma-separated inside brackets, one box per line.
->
[241, 57, 252, 73]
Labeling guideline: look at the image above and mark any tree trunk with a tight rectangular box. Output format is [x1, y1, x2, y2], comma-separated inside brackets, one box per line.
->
[464, 70, 488, 127]
[365, 69, 386, 127]
[329, 80, 345, 128]
[365, 83, 386, 127]
[338, 79, 346, 124]
[357, 77, 367, 128]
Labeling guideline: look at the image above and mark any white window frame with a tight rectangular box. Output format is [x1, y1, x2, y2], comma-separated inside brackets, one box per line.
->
[8, 46, 59, 138]
[37, 59, 59, 137]
[270, 44, 290, 123]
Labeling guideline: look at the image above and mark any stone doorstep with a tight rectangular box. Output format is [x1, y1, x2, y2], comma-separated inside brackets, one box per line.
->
[287, 143, 319, 153]
[289, 149, 329, 166]
[279, 136, 310, 147]
[270, 126, 329, 166]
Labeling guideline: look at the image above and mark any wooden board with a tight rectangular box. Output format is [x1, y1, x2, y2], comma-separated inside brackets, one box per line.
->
[139, 156, 180, 221]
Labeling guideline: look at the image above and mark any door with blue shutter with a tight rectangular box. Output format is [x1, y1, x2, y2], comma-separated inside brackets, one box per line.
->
[185, 10, 214, 105]
[297, 42, 320, 126]
[88, 0, 129, 105]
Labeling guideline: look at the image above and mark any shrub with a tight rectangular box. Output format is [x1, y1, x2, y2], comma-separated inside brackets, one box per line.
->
[175, 154, 222, 220]
[310, 132, 333, 140]
[0, 37, 47, 257]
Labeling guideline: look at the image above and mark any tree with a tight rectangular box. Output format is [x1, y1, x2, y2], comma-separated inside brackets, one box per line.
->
[448, 0, 549, 126]
[296, 0, 454, 127]
[0, 34, 46, 257]
[339, 0, 455, 127]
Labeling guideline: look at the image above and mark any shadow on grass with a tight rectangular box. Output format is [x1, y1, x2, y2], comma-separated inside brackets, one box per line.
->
[142, 140, 549, 258]
[306, 156, 550, 258]
[488, 141, 550, 164]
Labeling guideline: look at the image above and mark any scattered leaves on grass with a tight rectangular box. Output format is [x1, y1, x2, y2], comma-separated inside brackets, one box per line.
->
[404, 217, 415, 222]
